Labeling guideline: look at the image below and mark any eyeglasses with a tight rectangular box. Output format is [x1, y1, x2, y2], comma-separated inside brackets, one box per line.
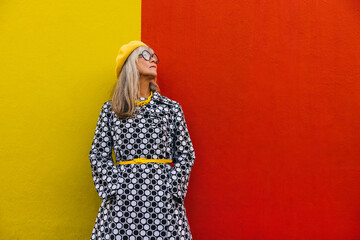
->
[138, 50, 159, 64]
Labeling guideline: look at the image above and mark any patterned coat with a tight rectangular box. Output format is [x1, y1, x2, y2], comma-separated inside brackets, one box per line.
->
[89, 90, 196, 240]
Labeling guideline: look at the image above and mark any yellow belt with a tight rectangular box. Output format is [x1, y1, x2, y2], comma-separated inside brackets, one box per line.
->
[118, 158, 173, 165]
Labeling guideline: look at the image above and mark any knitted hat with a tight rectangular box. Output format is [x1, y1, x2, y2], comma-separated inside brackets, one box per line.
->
[115, 40, 147, 79]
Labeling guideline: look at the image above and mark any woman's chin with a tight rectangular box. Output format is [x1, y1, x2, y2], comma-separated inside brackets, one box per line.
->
[141, 72, 157, 79]
[150, 71, 157, 78]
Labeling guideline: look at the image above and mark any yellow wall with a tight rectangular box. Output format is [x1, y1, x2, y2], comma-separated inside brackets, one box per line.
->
[0, 1, 141, 239]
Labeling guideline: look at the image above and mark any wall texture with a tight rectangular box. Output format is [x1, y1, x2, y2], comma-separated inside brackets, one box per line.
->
[142, 1, 360, 239]
[0, 1, 141, 239]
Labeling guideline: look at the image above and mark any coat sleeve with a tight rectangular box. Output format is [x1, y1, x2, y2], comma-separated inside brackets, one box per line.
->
[89, 101, 120, 202]
[168, 102, 196, 203]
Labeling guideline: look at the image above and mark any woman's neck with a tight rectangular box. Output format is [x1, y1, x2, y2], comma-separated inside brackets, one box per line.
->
[138, 89, 151, 98]
[138, 75, 154, 98]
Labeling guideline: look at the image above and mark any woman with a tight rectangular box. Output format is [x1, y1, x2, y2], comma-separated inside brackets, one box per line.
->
[89, 40, 196, 240]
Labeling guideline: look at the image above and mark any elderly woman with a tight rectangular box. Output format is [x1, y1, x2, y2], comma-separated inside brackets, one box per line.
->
[89, 40, 196, 240]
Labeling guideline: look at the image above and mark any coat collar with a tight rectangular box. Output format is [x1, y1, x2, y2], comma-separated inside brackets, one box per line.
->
[149, 90, 176, 107]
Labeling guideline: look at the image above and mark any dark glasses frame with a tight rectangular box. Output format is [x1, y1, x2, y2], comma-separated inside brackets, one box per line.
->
[138, 50, 159, 64]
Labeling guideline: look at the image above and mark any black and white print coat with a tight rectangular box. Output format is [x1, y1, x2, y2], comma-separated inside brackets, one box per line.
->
[89, 90, 196, 240]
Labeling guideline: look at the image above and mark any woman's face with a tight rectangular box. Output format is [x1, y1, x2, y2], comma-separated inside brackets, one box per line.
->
[136, 50, 158, 78]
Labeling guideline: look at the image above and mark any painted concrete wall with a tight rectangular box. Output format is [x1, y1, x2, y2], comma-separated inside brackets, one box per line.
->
[142, 1, 360, 239]
[0, 1, 141, 239]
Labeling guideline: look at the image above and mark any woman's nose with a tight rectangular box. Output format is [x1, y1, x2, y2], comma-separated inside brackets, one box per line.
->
[150, 56, 157, 63]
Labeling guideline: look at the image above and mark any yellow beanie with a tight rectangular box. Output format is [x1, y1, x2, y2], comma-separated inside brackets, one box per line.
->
[115, 40, 147, 79]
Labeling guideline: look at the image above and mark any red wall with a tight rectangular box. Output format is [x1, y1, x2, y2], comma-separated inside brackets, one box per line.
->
[142, 1, 360, 239]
